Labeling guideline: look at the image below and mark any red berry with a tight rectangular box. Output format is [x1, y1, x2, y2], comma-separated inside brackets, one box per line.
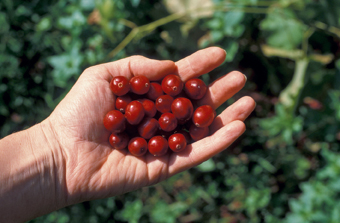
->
[148, 136, 168, 156]
[103, 110, 126, 132]
[146, 82, 164, 100]
[138, 98, 157, 117]
[125, 101, 145, 125]
[192, 105, 216, 127]
[115, 95, 132, 113]
[130, 75, 150, 95]
[189, 125, 209, 141]
[109, 132, 129, 150]
[159, 113, 178, 132]
[168, 133, 187, 152]
[110, 76, 130, 96]
[171, 97, 194, 124]
[155, 95, 174, 113]
[128, 137, 148, 156]
[161, 74, 183, 96]
[184, 78, 207, 100]
[138, 118, 159, 139]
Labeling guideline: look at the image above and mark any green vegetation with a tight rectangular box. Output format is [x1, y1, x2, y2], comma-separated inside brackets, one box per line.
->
[1, 0, 340, 222]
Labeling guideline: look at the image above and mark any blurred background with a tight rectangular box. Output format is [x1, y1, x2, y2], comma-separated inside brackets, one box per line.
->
[1, 0, 340, 222]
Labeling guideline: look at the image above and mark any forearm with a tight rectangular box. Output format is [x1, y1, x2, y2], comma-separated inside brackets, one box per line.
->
[0, 120, 66, 222]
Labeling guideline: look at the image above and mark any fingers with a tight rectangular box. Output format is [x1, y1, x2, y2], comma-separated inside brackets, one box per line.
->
[175, 47, 226, 81]
[210, 96, 256, 133]
[168, 120, 246, 176]
[198, 71, 247, 109]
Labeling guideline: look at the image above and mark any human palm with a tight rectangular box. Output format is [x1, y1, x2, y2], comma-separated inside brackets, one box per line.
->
[47, 47, 255, 205]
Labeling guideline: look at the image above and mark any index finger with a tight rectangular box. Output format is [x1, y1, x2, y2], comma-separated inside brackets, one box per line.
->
[175, 47, 226, 81]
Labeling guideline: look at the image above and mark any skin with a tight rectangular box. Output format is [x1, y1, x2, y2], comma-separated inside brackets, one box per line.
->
[0, 47, 256, 223]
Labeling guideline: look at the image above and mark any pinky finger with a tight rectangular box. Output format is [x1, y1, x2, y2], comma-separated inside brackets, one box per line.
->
[168, 120, 246, 176]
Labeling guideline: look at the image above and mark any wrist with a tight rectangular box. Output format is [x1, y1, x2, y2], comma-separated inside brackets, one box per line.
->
[0, 119, 67, 222]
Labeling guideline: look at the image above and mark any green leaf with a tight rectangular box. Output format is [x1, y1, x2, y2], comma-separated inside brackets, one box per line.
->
[130, 0, 141, 7]
[197, 158, 216, 172]
[260, 8, 305, 49]
[225, 41, 238, 62]
[117, 200, 143, 223]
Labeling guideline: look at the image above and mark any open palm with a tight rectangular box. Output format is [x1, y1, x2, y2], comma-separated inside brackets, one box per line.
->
[47, 47, 255, 206]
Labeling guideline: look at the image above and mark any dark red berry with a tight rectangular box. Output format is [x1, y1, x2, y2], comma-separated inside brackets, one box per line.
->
[103, 110, 126, 132]
[168, 133, 187, 152]
[192, 105, 216, 127]
[138, 99, 157, 117]
[148, 136, 168, 156]
[155, 95, 174, 113]
[159, 113, 178, 132]
[189, 125, 209, 141]
[128, 137, 148, 156]
[130, 75, 150, 95]
[115, 95, 132, 113]
[184, 78, 207, 100]
[138, 118, 159, 139]
[146, 82, 164, 100]
[161, 74, 183, 96]
[171, 97, 194, 124]
[109, 132, 129, 150]
[110, 76, 130, 96]
[125, 101, 145, 125]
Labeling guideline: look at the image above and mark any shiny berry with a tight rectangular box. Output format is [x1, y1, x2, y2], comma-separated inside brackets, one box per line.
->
[109, 132, 129, 150]
[146, 82, 164, 100]
[115, 95, 132, 113]
[184, 78, 207, 100]
[110, 76, 130, 96]
[125, 101, 145, 125]
[130, 75, 150, 95]
[168, 133, 187, 152]
[138, 118, 159, 139]
[138, 99, 157, 117]
[159, 113, 178, 132]
[156, 95, 174, 113]
[171, 97, 194, 124]
[161, 74, 183, 96]
[128, 137, 148, 156]
[103, 110, 126, 132]
[192, 105, 216, 127]
[189, 125, 209, 141]
[148, 136, 168, 156]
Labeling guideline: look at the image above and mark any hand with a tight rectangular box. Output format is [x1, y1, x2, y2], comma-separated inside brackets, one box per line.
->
[45, 47, 256, 206]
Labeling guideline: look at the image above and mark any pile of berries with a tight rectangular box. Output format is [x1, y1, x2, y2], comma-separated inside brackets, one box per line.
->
[103, 74, 216, 157]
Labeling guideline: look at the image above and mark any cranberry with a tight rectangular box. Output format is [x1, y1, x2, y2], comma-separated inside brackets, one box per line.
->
[109, 132, 129, 150]
[192, 105, 216, 127]
[103, 110, 126, 132]
[189, 125, 209, 141]
[184, 78, 207, 100]
[146, 82, 164, 100]
[148, 136, 168, 156]
[110, 76, 130, 96]
[155, 95, 174, 113]
[161, 74, 183, 96]
[171, 97, 193, 124]
[168, 133, 187, 152]
[130, 75, 150, 95]
[159, 113, 178, 132]
[157, 129, 174, 139]
[138, 118, 159, 139]
[128, 137, 148, 156]
[138, 98, 157, 117]
[125, 101, 145, 125]
[115, 95, 132, 113]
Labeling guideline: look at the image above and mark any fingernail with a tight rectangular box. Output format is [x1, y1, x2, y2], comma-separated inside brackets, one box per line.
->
[244, 74, 247, 81]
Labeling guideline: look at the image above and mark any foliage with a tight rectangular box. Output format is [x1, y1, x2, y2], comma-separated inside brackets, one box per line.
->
[1, 0, 340, 222]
